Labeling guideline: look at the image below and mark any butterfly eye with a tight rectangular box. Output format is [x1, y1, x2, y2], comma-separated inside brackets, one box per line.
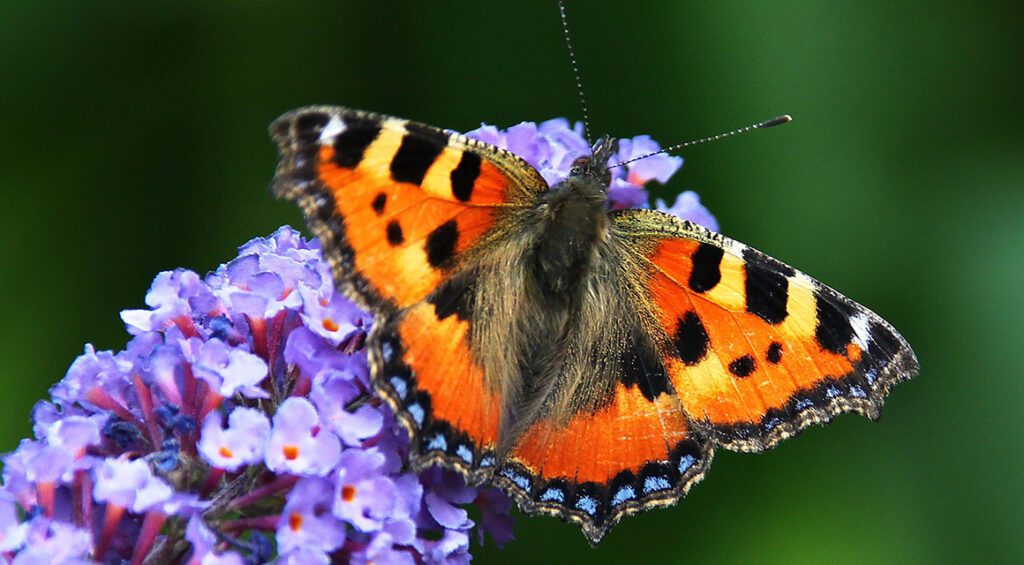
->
[570, 156, 591, 175]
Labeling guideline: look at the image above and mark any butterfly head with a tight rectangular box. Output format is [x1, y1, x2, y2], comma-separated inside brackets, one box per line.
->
[568, 135, 617, 189]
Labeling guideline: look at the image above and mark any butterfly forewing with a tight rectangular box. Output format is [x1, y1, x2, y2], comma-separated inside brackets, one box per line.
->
[270, 106, 547, 312]
[612, 209, 919, 452]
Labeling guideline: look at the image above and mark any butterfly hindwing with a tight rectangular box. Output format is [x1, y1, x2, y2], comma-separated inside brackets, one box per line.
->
[613, 209, 919, 452]
[370, 271, 502, 481]
[491, 240, 715, 545]
[497, 385, 713, 545]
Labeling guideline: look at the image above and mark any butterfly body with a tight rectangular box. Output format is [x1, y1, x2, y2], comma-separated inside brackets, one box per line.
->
[529, 158, 610, 296]
[270, 106, 918, 544]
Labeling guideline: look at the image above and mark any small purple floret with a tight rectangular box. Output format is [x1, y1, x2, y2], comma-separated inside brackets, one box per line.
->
[277, 477, 346, 554]
[656, 190, 720, 232]
[198, 407, 271, 472]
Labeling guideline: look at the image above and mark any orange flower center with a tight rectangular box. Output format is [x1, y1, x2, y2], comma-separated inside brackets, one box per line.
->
[341, 484, 357, 502]
[282, 445, 300, 460]
[289, 512, 303, 532]
[218, 446, 234, 459]
[322, 318, 340, 332]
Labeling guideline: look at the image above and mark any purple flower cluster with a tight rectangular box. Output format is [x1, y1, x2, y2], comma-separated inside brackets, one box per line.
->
[0, 117, 712, 564]
[0, 227, 513, 564]
[466, 118, 718, 228]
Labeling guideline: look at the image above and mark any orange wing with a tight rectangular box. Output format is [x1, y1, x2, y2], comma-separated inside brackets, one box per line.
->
[270, 106, 545, 312]
[613, 209, 919, 452]
[498, 378, 712, 545]
[486, 247, 715, 545]
[271, 106, 548, 480]
[369, 271, 506, 479]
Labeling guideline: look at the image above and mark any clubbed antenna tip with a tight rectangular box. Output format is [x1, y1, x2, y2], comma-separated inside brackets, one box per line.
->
[757, 114, 793, 128]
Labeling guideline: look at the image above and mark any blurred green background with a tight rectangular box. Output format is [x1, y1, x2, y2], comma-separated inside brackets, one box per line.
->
[2, 2, 1021, 563]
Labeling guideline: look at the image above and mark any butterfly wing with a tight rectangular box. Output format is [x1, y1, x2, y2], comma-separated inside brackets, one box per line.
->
[494, 207, 917, 544]
[613, 209, 919, 452]
[270, 106, 546, 312]
[499, 382, 713, 545]
[493, 236, 715, 545]
[270, 106, 548, 478]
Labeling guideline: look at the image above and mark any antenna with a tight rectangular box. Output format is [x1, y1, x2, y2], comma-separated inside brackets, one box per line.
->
[558, 0, 592, 144]
[610, 114, 793, 169]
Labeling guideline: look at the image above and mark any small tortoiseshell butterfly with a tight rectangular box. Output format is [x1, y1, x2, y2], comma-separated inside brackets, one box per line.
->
[269, 107, 919, 544]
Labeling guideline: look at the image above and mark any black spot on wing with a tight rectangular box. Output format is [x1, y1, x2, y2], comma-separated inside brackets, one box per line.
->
[333, 116, 381, 168]
[450, 151, 481, 202]
[766, 341, 784, 364]
[743, 248, 794, 325]
[814, 289, 856, 354]
[728, 355, 756, 378]
[406, 122, 450, 145]
[427, 273, 475, 322]
[425, 220, 459, 269]
[619, 334, 671, 401]
[674, 311, 710, 365]
[386, 220, 404, 246]
[293, 111, 330, 145]
[371, 192, 387, 215]
[390, 123, 447, 185]
[689, 243, 723, 292]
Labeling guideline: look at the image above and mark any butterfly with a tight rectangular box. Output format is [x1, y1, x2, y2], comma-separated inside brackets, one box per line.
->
[269, 106, 919, 545]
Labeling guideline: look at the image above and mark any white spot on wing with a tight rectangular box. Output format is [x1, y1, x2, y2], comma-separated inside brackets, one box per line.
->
[850, 311, 872, 349]
[319, 116, 346, 142]
[381, 118, 408, 134]
[723, 238, 748, 257]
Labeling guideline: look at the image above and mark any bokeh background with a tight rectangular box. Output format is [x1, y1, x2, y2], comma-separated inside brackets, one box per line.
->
[2, 2, 1021, 563]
